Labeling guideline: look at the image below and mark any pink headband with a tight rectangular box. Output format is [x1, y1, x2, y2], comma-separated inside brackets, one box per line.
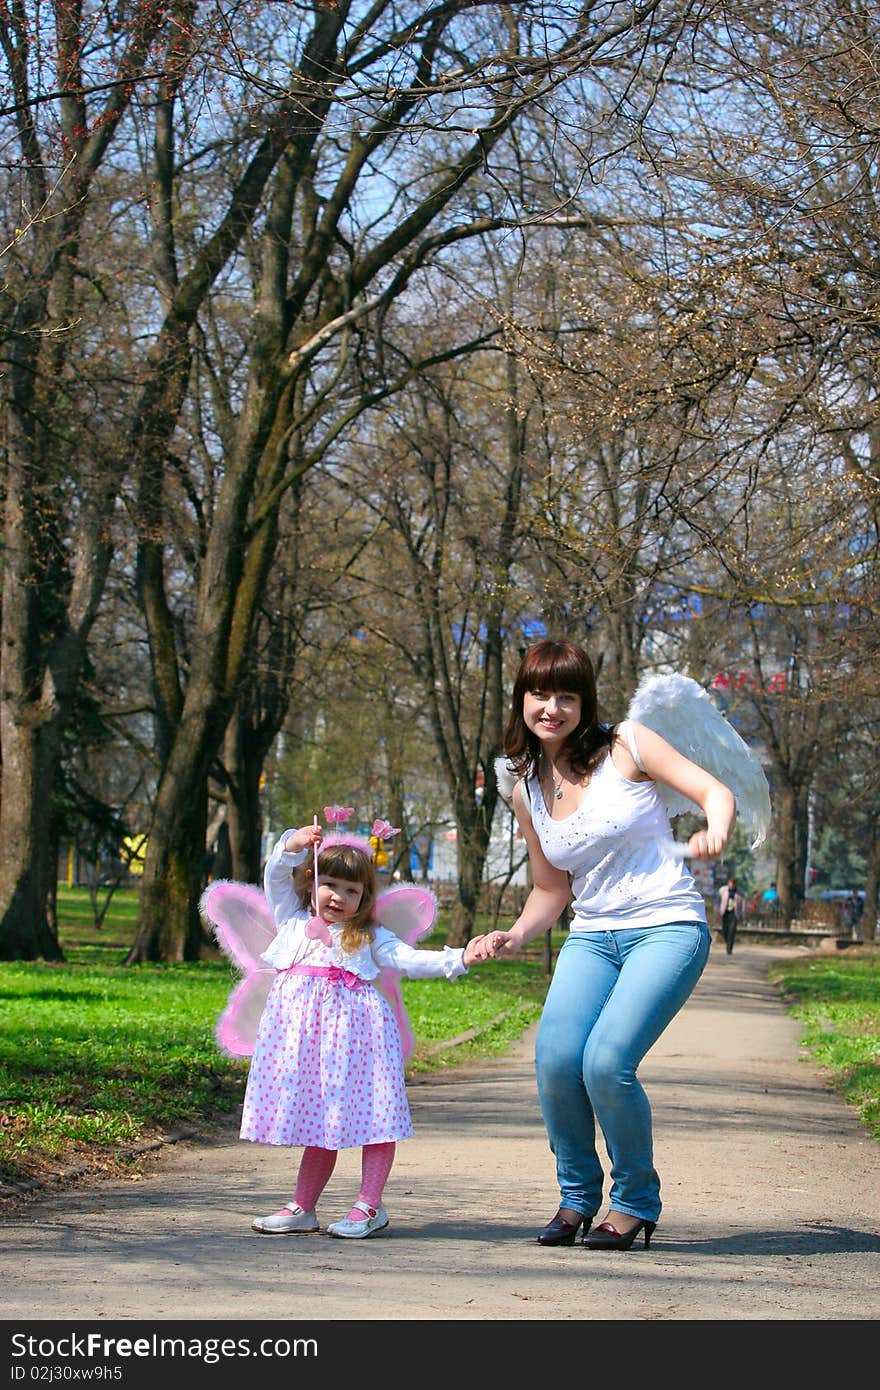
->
[322, 831, 374, 856]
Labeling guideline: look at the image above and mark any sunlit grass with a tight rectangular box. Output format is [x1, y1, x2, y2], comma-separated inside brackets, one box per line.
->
[0, 952, 247, 1184]
[0, 887, 550, 1187]
[403, 955, 545, 1072]
[2, 888, 876, 1192]
[768, 953, 880, 1139]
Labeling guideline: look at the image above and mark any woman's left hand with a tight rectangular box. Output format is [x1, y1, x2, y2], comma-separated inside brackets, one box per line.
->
[688, 826, 728, 859]
[465, 933, 499, 963]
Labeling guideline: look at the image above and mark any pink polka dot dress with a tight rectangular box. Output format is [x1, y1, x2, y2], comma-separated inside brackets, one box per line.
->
[238, 832, 468, 1152]
[239, 942, 414, 1149]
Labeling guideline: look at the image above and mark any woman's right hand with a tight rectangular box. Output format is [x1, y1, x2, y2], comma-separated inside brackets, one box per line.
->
[484, 930, 520, 959]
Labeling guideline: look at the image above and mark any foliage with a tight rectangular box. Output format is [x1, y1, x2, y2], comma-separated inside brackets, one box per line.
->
[4, 0, 880, 965]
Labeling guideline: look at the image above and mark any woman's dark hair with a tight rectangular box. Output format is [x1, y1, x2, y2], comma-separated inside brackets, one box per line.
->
[502, 638, 613, 782]
[293, 842, 378, 952]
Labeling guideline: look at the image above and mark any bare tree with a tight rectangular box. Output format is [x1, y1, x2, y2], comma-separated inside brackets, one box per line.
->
[122, 0, 706, 959]
[0, 0, 187, 958]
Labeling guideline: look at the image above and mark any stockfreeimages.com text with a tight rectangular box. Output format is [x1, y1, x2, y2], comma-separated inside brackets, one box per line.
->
[10, 1334, 316, 1366]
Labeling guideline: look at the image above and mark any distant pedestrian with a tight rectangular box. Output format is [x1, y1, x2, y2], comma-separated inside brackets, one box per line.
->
[841, 890, 863, 942]
[717, 877, 744, 955]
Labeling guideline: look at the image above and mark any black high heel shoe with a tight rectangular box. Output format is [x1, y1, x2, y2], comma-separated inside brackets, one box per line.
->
[582, 1217, 656, 1251]
[537, 1209, 592, 1246]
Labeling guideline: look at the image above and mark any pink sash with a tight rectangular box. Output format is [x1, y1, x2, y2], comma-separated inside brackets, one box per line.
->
[288, 963, 365, 990]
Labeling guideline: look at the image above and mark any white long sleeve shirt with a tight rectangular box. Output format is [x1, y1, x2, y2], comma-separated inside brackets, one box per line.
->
[261, 831, 467, 981]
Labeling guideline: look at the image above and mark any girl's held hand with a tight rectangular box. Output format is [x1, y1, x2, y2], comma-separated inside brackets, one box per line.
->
[467, 931, 518, 961]
[463, 936, 485, 967]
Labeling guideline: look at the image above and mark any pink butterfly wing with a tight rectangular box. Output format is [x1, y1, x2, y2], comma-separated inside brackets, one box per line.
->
[215, 972, 274, 1058]
[199, 880, 278, 1057]
[373, 884, 439, 1060]
[200, 880, 276, 972]
[374, 883, 438, 945]
[374, 969, 416, 1061]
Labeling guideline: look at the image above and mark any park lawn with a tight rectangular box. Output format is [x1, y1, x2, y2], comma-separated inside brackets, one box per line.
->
[767, 951, 880, 1141]
[1, 887, 876, 1195]
[0, 887, 547, 1191]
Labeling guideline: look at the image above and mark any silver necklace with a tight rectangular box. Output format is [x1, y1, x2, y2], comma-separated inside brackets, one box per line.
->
[548, 762, 564, 800]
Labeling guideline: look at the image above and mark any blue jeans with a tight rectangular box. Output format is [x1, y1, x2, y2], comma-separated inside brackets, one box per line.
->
[535, 923, 710, 1224]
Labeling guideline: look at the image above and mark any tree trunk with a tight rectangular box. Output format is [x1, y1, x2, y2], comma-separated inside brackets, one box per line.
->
[0, 0, 175, 960]
[446, 796, 495, 947]
[0, 448, 104, 958]
[792, 782, 810, 905]
[863, 805, 879, 945]
[774, 779, 798, 924]
[222, 714, 266, 885]
[0, 511, 112, 960]
[0, 724, 61, 959]
[126, 740, 209, 962]
[0, 456, 62, 958]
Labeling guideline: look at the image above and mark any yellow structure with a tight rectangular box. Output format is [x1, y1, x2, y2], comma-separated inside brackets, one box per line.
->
[122, 835, 148, 875]
[369, 835, 390, 868]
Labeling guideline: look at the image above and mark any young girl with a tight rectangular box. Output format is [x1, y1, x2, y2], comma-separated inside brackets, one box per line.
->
[240, 821, 487, 1240]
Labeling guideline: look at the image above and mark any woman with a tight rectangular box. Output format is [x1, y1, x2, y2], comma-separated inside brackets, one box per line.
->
[479, 639, 734, 1251]
[717, 876, 744, 955]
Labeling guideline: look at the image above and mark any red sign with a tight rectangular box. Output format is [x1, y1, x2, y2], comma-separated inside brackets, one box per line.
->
[712, 671, 786, 694]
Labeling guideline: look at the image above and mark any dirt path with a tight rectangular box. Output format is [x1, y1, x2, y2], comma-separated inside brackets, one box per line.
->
[2, 944, 878, 1327]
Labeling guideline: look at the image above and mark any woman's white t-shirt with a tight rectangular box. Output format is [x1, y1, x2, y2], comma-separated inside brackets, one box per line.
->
[523, 725, 707, 932]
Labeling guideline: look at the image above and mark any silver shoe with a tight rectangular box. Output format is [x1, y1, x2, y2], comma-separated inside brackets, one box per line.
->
[252, 1202, 319, 1235]
[327, 1201, 389, 1239]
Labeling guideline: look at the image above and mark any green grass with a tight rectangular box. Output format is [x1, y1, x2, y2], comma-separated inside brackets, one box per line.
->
[768, 952, 880, 1141]
[0, 952, 248, 1186]
[53, 882, 139, 944]
[1, 887, 877, 1193]
[402, 956, 545, 1072]
[0, 887, 547, 1189]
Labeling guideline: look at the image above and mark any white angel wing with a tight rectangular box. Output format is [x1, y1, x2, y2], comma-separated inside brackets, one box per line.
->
[627, 672, 771, 849]
[494, 755, 518, 803]
[199, 879, 277, 1058]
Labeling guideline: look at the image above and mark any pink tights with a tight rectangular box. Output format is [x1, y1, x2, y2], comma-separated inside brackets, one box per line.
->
[293, 1146, 337, 1212]
[358, 1140, 395, 1209]
[291, 1142, 396, 1217]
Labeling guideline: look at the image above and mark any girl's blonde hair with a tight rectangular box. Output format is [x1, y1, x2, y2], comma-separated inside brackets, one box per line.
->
[293, 842, 378, 954]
